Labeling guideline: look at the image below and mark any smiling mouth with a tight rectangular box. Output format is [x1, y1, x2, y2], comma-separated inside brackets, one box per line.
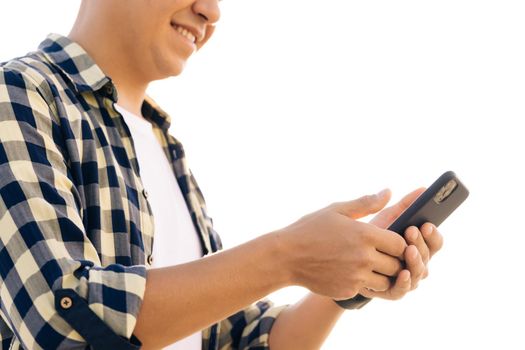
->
[171, 23, 197, 44]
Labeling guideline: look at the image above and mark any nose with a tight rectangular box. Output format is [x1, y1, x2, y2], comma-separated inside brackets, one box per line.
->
[193, 0, 221, 24]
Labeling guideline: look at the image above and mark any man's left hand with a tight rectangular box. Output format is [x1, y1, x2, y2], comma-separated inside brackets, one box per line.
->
[359, 188, 444, 300]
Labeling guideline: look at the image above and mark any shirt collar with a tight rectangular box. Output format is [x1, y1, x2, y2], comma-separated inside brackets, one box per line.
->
[38, 33, 172, 131]
[141, 96, 173, 132]
[38, 33, 111, 94]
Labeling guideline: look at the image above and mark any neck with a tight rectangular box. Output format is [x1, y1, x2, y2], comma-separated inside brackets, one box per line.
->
[67, 8, 148, 116]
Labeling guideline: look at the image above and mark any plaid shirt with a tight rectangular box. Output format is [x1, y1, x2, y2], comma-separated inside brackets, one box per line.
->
[0, 33, 285, 350]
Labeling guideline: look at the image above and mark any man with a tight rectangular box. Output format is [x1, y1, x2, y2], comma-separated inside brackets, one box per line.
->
[0, 0, 442, 349]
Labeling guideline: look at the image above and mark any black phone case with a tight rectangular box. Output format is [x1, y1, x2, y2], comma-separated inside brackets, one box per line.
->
[335, 171, 469, 309]
[388, 170, 469, 234]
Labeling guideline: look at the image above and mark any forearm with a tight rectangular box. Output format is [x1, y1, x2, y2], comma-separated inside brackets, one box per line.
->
[134, 232, 291, 350]
[269, 292, 345, 350]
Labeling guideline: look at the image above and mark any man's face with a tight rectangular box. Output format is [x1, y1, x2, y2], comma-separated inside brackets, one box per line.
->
[106, 0, 220, 80]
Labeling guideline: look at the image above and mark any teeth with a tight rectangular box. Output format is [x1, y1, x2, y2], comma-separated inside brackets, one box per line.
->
[174, 25, 196, 44]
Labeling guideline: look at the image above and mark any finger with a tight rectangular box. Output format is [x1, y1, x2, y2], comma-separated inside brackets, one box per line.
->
[369, 187, 425, 228]
[372, 227, 407, 259]
[360, 270, 411, 300]
[363, 272, 392, 292]
[395, 187, 426, 212]
[371, 251, 403, 277]
[405, 245, 425, 289]
[388, 269, 412, 299]
[421, 223, 444, 258]
[335, 189, 392, 219]
[422, 266, 429, 279]
[385, 187, 427, 222]
[404, 226, 430, 264]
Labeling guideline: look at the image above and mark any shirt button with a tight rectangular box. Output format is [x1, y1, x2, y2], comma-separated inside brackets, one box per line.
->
[105, 84, 114, 95]
[147, 255, 154, 265]
[60, 296, 73, 310]
[142, 189, 149, 199]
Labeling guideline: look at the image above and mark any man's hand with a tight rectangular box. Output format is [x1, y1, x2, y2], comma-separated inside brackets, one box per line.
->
[277, 190, 408, 300]
[361, 188, 444, 300]
[269, 188, 445, 349]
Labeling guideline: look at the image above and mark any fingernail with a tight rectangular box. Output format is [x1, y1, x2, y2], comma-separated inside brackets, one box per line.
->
[403, 271, 410, 282]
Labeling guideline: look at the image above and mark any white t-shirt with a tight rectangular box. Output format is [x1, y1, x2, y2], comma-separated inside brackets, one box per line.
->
[115, 104, 203, 350]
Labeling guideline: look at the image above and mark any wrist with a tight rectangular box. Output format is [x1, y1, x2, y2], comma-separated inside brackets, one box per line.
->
[259, 230, 298, 288]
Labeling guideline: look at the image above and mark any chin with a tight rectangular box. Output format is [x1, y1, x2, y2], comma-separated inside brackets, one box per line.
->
[169, 60, 187, 77]
[149, 45, 190, 80]
[150, 57, 187, 81]
[167, 48, 192, 73]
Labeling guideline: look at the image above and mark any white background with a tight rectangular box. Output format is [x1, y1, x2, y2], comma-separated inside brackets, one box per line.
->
[1, 1, 524, 349]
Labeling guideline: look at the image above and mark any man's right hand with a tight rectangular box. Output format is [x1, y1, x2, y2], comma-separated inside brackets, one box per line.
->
[274, 189, 408, 300]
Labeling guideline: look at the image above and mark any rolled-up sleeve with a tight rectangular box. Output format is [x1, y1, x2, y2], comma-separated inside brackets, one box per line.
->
[0, 68, 146, 349]
[217, 299, 288, 350]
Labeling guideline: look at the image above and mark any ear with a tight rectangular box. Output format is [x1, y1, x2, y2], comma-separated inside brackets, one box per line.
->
[196, 24, 215, 50]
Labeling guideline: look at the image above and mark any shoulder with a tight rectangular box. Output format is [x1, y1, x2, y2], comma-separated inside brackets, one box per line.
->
[1, 51, 61, 106]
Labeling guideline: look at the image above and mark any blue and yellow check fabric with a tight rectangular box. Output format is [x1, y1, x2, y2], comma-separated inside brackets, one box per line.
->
[0, 33, 285, 350]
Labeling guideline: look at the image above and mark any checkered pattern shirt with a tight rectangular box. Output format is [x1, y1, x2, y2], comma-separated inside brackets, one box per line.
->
[0, 33, 286, 350]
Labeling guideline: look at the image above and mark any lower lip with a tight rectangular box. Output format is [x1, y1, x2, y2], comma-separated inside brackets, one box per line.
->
[171, 25, 197, 51]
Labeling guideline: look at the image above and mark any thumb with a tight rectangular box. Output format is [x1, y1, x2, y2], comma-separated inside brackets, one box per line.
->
[336, 189, 392, 219]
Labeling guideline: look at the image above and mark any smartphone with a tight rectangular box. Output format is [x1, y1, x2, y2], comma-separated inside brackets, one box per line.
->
[335, 171, 469, 310]
[388, 170, 469, 235]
